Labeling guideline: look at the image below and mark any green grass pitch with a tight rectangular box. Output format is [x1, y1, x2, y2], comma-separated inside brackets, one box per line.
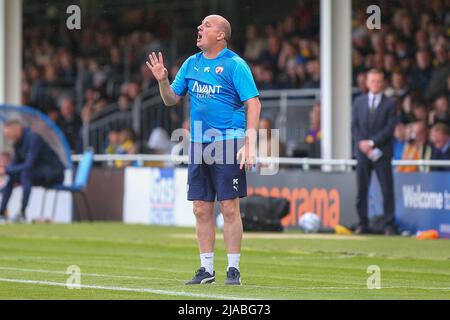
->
[0, 223, 449, 300]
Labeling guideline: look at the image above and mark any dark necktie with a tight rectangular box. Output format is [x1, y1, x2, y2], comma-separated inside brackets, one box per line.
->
[370, 97, 377, 113]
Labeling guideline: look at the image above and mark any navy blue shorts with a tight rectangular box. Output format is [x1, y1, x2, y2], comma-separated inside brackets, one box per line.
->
[188, 139, 247, 202]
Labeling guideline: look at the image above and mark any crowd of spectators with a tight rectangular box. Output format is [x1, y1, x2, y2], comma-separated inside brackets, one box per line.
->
[20, 1, 449, 168]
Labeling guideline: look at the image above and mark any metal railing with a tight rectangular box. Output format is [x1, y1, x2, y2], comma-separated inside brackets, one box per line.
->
[82, 88, 174, 153]
[71, 153, 450, 172]
[83, 87, 327, 154]
[259, 89, 321, 153]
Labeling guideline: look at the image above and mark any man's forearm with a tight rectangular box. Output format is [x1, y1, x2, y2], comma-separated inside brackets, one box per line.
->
[245, 100, 261, 146]
[158, 79, 179, 106]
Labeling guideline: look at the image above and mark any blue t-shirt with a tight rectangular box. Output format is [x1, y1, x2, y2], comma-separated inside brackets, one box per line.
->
[171, 48, 259, 143]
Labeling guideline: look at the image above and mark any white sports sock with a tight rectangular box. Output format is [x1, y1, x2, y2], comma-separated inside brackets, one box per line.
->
[227, 253, 240, 271]
[200, 252, 214, 275]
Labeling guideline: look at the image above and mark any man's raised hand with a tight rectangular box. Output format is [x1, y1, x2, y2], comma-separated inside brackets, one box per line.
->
[146, 52, 168, 82]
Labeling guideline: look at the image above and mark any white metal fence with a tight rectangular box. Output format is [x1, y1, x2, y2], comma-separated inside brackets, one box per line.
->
[71, 153, 450, 172]
[83, 88, 329, 155]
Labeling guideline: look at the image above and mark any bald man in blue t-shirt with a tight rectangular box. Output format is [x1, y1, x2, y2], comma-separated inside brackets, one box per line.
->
[147, 15, 261, 285]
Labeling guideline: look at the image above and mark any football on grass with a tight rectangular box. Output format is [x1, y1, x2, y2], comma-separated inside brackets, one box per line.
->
[299, 212, 321, 233]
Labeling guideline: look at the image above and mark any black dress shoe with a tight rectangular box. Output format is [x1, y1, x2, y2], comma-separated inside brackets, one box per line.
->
[354, 225, 370, 235]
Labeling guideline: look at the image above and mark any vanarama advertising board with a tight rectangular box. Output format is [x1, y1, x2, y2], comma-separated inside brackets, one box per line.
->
[246, 171, 359, 229]
[122, 167, 450, 238]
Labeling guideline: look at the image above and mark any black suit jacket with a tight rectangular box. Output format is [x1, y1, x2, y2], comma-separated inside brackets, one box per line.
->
[6, 128, 65, 183]
[352, 94, 397, 160]
[430, 144, 450, 171]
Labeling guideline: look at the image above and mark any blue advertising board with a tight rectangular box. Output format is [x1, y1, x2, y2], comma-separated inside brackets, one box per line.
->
[394, 172, 450, 238]
[149, 168, 176, 225]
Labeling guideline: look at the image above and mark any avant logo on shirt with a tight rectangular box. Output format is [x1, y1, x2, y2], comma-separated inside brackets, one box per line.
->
[192, 81, 222, 98]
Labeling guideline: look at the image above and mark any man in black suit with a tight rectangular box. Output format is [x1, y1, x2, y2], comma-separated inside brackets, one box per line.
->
[430, 123, 450, 171]
[0, 120, 65, 222]
[351, 69, 397, 235]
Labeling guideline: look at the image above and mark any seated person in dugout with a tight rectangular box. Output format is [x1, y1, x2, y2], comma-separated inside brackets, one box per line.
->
[0, 120, 65, 221]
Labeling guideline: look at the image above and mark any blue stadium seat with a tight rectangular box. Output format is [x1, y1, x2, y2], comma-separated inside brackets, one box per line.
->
[40, 150, 94, 222]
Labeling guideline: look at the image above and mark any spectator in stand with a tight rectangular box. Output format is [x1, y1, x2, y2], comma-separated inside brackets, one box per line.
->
[59, 50, 77, 86]
[258, 118, 286, 157]
[354, 72, 368, 97]
[411, 101, 429, 123]
[20, 1, 449, 157]
[386, 71, 410, 101]
[92, 95, 109, 119]
[277, 41, 303, 88]
[259, 35, 281, 72]
[115, 128, 138, 168]
[118, 95, 132, 112]
[253, 64, 279, 90]
[147, 127, 172, 155]
[146, 127, 173, 167]
[302, 102, 322, 158]
[393, 122, 408, 161]
[109, 47, 124, 78]
[141, 63, 158, 91]
[46, 107, 60, 124]
[305, 103, 321, 146]
[384, 31, 397, 54]
[258, 118, 286, 172]
[408, 50, 433, 93]
[398, 121, 432, 172]
[303, 59, 320, 89]
[352, 50, 366, 83]
[425, 43, 449, 101]
[82, 89, 100, 111]
[126, 82, 141, 101]
[87, 59, 107, 90]
[383, 54, 398, 79]
[28, 65, 47, 110]
[429, 95, 450, 127]
[243, 24, 266, 62]
[398, 91, 419, 123]
[430, 123, 450, 171]
[59, 97, 82, 153]
[104, 129, 121, 155]
[399, 54, 415, 77]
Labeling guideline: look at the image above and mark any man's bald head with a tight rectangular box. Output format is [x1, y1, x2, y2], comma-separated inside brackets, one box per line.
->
[209, 15, 232, 43]
[197, 15, 232, 51]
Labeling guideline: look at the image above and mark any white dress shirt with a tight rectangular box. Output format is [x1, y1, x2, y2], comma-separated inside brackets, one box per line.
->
[368, 92, 383, 110]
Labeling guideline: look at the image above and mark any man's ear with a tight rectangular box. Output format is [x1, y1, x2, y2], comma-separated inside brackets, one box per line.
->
[217, 31, 225, 41]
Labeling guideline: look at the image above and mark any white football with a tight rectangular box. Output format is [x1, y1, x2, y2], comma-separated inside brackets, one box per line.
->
[299, 212, 321, 233]
[216, 213, 224, 230]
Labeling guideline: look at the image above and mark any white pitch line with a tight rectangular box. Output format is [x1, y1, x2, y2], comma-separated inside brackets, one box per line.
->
[0, 266, 180, 282]
[0, 278, 258, 300]
[3, 266, 450, 291]
[0, 266, 313, 292]
[2, 266, 449, 293]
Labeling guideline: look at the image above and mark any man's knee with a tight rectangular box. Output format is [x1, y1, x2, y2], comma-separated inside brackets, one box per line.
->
[19, 170, 32, 183]
[356, 186, 369, 199]
[0, 179, 13, 196]
[193, 201, 214, 222]
[220, 199, 240, 222]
